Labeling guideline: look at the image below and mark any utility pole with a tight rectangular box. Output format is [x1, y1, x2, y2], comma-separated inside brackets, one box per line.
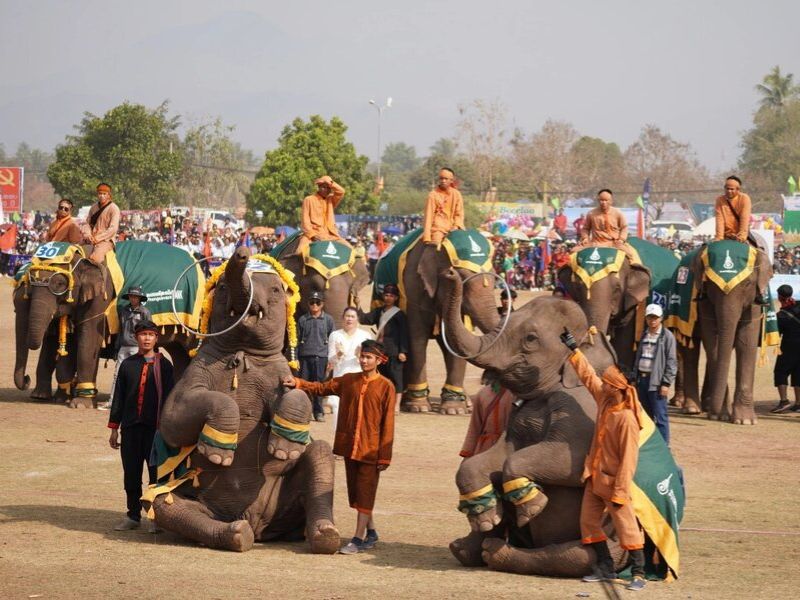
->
[369, 98, 392, 183]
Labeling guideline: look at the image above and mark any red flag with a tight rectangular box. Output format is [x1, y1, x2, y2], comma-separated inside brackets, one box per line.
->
[637, 207, 644, 238]
[0, 223, 18, 251]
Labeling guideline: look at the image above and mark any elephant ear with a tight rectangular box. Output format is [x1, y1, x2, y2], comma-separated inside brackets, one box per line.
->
[561, 330, 618, 389]
[417, 245, 444, 299]
[77, 265, 105, 305]
[623, 263, 651, 313]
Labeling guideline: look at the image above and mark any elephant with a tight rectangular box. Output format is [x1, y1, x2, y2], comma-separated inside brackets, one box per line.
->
[684, 239, 772, 423]
[271, 234, 370, 329]
[557, 245, 652, 371]
[394, 239, 501, 414]
[439, 268, 630, 577]
[146, 246, 339, 553]
[13, 242, 197, 406]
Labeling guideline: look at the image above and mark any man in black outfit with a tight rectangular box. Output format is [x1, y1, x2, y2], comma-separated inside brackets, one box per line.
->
[360, 283, 409, 413]
[771, 284, 800, 413]
[108, 320, 175, 532]
[297, 291, 335, 422]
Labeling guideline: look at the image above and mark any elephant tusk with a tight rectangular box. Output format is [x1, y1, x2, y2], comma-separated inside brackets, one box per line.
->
[258, 310, 264, 320]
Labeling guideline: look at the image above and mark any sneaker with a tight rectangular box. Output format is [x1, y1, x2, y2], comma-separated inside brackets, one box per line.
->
[626, 576, 646, 591]
[791, 403, 800, 413]
[582, 569, 621, 583]
[770, 401, 792, 414]
[113, 517, 141, 531]
[362, 529, 379, 549]
[339, 537, 364, 555]
[96, 402, 110, 411]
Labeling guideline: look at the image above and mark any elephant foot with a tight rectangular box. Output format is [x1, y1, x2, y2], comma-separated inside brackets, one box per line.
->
[30, 388, 52, 402]
[266, 431, 306, 461]
[467, 505, 502, 533]
[439, 399, 469, 416]
[307, 519, 340, 554]
[53, 389, 70, 404]
[481, 538, 516, 572]
[668, 394, 684, 408]
[731, 406, 757, 425]
[403, 398, 431, 413]
[67, 397, 93, 409]
[514, 491, 549, 528]
[197, 441, 234, 467]
[681, 402, 702, 415]
[219, 520, 254, 552]
[449, 531, 489, 567]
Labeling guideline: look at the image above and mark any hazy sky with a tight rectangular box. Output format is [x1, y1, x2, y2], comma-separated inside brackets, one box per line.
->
[2, 0, 799, 171]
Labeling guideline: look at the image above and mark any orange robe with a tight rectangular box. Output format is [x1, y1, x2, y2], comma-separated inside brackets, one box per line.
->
[297, 371, 395, 465]
[580, 206, 628, 245]
[300, 183, 344, 242]
[569, 350, 644, 550]
[80, 200, 120, 264]
[459, 385, 514, 458]
[714, 192, 751, 241]
[422, 186, 465, 245]
[46, 216, 82, 244]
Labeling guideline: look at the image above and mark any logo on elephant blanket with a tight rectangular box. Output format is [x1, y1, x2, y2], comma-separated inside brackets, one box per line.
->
[570, 246, 626, 292]
[701, 240, 756, 294]
[441, 229, 493, 272]
[304, 239, 355, 280]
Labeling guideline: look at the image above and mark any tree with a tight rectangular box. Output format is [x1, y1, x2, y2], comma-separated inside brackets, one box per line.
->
[429, 138, 456, 161]
[381, 142, 420, 174]
[47, 101, 182, 209]
[509, 119, 578, 198]
[179, 117, 256, 209]
[755, 65, 799, 111]
[569, 136, 627, 197]
[247, 115, 377, 226]
[623, 125, 709, 216]
[456, 99, 510, 190]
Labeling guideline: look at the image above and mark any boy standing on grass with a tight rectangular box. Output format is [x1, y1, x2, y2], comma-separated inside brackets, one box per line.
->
[284, 339, 395, 555]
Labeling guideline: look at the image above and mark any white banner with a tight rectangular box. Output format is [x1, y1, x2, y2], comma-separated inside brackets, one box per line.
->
[770, 274, 800, 299]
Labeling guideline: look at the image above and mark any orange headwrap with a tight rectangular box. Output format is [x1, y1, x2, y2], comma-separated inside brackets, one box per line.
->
[601, 365, 644, 428]
[96, 183, 112, 195]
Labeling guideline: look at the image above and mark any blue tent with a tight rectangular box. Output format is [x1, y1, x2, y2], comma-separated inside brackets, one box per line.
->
[275, 225, 297, 236]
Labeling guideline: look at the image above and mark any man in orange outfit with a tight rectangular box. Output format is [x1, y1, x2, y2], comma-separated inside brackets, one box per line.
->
[81, 182, 120, 265]
[422, 167, 464, 247]
[46, 198, 82, 244]
[715, 175, 751, 242]
[576, 189, 629, 248]
[297, 175, 346, 256]
[560, 327, 646, 592]
[283, 339, 395, 555]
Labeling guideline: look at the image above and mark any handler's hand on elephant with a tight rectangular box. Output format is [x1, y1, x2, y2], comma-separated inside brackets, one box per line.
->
[282, 376, 297, 388]
[559, 327, 578, 351]
[109, 430, 120, 450]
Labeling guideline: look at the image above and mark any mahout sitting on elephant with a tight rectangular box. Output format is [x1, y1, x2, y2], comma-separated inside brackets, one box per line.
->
[440, 268, 684, 578]
[143, 247, 339, 553]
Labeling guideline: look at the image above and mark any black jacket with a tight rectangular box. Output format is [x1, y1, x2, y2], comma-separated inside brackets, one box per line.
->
[777, 302, 800, 350]
[360, 307, 410, 358]
[108, 353, 175, 430]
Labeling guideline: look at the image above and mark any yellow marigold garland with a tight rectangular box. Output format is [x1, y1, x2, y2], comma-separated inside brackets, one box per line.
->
[57, 315, 69, 357]
[189, 254, 300, 370]
[17, 264, 76, 303]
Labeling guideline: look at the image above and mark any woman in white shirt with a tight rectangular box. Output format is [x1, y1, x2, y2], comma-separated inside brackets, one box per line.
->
[326, 307, 373, 416]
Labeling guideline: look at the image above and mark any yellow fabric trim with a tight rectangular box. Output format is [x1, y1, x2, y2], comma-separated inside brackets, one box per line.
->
[701, 245, 756, 294]
[638, 409, 656, 448]
[104, 250, 125, 334]
[663, 291, 698, 344]
[156, 445, 196, 481]
[200, 424, 238, 445]
[442, 384, 464, 393]
[302, 244, 356, 280]
[140, 469, 199, 518]
[502, 477, 531, 493]
[406, 382, 428, 391]
[440, 237, 494, 273]
[512, 486, 540, 505]
[459, 483, 495, 501]
[569, 247, 626, 291]
[272, 414, 310, 432]
[631, 481, 681, 575]
[75, 382, 96, 390]
[397, 234, 423, 312]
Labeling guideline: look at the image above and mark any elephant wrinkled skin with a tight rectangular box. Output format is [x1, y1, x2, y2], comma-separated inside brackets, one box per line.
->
[440, 268, 628, 577]
[149, 247, 339, 553]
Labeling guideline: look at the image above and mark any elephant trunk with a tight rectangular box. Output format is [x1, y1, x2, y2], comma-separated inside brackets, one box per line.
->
[26, 293, 57, 351]
[225, 246, 252, 313]
[462, 274, 501, 333]
[441, 273, 504, 371]
[14, 291, 31, 390]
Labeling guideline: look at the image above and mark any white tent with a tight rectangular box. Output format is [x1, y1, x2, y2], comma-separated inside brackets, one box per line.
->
[693, 217, 715, 237]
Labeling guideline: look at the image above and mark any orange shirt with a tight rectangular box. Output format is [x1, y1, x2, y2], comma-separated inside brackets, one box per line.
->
[422, 186, 465, 244]
[569, 350, 640, 505]
[714, 192, 751, 241]
[301, 182, 345, 241]
[580, 206, 628, 244]
[46, 216, 82, 244]
[297, 371, 395, 465]
[459, 385, 514, 458]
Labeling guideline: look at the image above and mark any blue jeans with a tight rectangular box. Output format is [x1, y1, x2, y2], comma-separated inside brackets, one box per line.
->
[636, 373, 670, 446]
[300, 355, 328, 416]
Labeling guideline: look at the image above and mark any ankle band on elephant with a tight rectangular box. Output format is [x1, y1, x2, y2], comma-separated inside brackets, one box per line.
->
[440, 384, 467, 403]
[269, 414, 311, 445]
[199, 424, 238, 451]
[404, 383, 430, 400]
[75, 382, 97, 398]
[458, 484, 498, 515]
[502, 477, 542, 505]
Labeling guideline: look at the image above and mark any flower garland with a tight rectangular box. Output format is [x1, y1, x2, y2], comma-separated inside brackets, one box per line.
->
[189, 254, 300, 370]
[57, 315, 69, 357]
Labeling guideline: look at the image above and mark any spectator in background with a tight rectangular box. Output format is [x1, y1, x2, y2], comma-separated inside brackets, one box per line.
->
[498, 288, 517, 318]
[553, 209, 568, 237]
[771, 284, 800, 413]
[297, 291, 335, 422]
[326, 307, 373, 418]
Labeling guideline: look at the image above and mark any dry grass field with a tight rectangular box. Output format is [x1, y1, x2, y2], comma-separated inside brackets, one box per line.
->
[1, 283, 799, 599]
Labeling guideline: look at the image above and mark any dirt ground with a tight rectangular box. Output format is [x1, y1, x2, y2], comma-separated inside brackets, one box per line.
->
[1, 282, 799, 599]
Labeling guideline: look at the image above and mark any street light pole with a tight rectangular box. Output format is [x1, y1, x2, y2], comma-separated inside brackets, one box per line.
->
[369, 97, 392, 182]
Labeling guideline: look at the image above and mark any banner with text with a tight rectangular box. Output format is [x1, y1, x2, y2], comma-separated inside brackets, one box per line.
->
[783, 194, 800, 248]
[0, 167, 24, 214]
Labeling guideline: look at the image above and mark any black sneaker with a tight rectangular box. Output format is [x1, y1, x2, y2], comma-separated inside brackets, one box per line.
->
[339, 537, 364, 555]
[363, 529, 379, 549]
[582, 570, 621, 583]
[626, 576, 646, 591]
[791, 403, 800, 413]
[770, 401, 792, 414]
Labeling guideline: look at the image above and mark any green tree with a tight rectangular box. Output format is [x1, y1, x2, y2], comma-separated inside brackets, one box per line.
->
[247, 115, 377, 226]
[429, 138, 456, 160]
[755, 65, 799, 110]
[179, 117, 256, 208]
[381, 142, 420, 174]
[569, 136, 627, 196]
[47, 101, 182, 209]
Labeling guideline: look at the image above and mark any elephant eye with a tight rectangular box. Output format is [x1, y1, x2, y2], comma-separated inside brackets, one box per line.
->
[525, 333, 537, 343]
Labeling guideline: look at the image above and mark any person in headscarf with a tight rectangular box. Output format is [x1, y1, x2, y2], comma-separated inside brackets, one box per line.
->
[422, 167, 464, 247]
[81, 183, 121, 265]
[46, 198, 82, 244]
[297, 175, 346, 256]
[560, 327, 647, 592]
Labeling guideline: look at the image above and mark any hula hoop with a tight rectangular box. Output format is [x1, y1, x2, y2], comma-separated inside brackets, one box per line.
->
[171, 255, 255, 338]
[441, 270, 512, 360]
